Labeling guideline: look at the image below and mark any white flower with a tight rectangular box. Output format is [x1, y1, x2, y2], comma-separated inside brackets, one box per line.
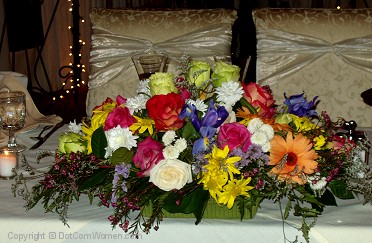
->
[68, 119, 82, 134]
[149, 158, 193, 191]
[247, 118, 264, 133]
[261, 142, 271, 153]
[162, 131, 177, 146]
[125, 94, 149, 114]
[137, 79, 151, 96]
[163, 145, 180, 160]
[260, 124, 275, 140]
[251, 130, 269, 146]
[104, 126, 139, 158]
[187, 99, 208, 115]
[215, 81, 244, 107]
[308, 176, 327, 191]
[174, 138, 187, 152]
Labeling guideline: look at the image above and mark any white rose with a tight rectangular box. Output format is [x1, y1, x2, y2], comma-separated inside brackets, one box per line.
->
[149, 159, 193, 191]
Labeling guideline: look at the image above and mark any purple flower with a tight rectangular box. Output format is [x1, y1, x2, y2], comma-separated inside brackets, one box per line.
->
[181, 101, 228, 155]
[284, 93, 318, 117]
[112, 162, 131, 194]
[115, 163, 131, 178]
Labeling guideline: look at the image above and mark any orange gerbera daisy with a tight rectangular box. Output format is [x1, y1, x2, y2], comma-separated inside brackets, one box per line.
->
[269, 132, 318, 185]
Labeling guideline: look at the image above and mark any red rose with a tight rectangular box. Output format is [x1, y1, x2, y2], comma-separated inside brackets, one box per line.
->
[133, 137, 164, 177]
[104, 106, 136, 131]
[217, 122, 252, 152]
[146, 93, 185, 131]
[243, 83, 275, 118]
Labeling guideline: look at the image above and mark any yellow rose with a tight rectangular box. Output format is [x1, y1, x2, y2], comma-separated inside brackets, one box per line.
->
[149, 72, 178, 95]
[187, 60, 211, 87]
[211, 61, 240, 87]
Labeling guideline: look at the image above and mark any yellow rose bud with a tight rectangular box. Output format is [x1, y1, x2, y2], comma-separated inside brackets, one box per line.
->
[211, 61, 240, 87]
[149, 72, 178, 95]
[187, 60, 211, 88]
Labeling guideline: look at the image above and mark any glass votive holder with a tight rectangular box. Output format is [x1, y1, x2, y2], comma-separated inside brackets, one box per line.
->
[132, 53, 167, 81]
[0, 148, 18, 180]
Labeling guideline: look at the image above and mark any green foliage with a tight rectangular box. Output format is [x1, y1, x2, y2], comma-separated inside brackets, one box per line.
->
[91, 127, 107, 159]
[111, 147, 134, 165]
[239, 97, 258, 114]
[329, 180, 355, 199]
[181, 121, 199, 140]
[78, 168, 111, 191]
[163, 185, 210, 224]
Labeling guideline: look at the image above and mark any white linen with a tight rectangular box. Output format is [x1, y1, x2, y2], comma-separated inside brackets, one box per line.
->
[0, 125, 371, 243]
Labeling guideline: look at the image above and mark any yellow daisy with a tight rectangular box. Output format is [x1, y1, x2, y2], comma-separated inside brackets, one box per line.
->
[130, 116, 155, 135]
[218, 177, 254, 209]
[204, 145, 241, 180]
[198, 170, 227, 200]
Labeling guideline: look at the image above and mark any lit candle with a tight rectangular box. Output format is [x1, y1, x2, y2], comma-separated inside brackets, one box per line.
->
[0, 149, 17, 177]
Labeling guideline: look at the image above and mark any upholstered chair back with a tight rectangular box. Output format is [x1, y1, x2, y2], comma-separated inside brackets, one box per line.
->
[86, 8, 237, 115]
[253, 8, 372, 127]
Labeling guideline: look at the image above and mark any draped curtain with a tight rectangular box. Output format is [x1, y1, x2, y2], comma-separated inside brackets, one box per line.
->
[0, 0, 371, 94]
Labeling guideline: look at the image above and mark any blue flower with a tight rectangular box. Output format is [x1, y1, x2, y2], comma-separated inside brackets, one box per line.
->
[180, 100, 229, 155]
[284, 93, 318, 117]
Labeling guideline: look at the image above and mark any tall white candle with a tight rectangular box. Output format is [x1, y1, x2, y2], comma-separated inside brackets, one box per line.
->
[0, 150, 17, 177]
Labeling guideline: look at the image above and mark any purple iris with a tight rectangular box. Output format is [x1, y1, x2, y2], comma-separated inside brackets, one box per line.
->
[179, 100, 229, 155]
[284, 93, 318, 117]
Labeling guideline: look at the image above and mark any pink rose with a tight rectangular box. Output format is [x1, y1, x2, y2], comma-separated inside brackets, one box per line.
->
[104, 106, 136, 131]
[243, 83, 275, 118]
[133, 137, 164, 177]
[217, 122, 252, 152]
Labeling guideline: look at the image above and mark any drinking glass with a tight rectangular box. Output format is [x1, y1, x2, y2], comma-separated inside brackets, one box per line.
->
[0, 91, 27, 152]
[132, 53, 167, 80]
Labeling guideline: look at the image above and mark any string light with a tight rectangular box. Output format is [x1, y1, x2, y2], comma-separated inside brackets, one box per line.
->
[58, 0, 86, 102]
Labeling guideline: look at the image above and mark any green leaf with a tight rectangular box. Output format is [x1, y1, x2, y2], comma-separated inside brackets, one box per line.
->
[91, 127, 107, 159]
[78, 169, 111, 191]
[181, 121, 199, 140]
[111, 147, 134, 165]
[301, 218, 311, 243]
[318, 189, 337, 206]
[329, 180, 355, 199]
[239, 97, 258, 114]
[163, 186, 209, 224]
[284, 199, 292, 219]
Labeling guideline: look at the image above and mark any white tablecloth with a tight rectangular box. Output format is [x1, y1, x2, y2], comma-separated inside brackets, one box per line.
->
[0, 125, 371, 243]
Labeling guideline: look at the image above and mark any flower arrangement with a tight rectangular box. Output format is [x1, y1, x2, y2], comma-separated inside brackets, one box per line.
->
[16, 55, 371, 242]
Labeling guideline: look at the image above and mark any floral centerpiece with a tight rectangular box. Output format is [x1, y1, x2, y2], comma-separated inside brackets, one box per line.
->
[14, 55, 371, 242]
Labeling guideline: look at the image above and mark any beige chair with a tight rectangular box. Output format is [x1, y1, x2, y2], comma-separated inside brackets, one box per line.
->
[86, 8, 237, 115]
[253, 8, 372, 127]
